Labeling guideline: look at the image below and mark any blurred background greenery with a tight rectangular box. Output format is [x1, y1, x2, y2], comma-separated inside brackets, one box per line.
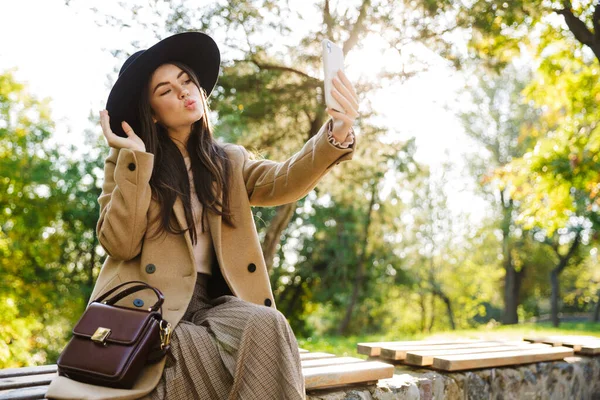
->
[1, 0, 599, 368]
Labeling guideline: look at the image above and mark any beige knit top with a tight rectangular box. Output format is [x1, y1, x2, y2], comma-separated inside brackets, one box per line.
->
[181, 124, 354, 276]
[184, 155, 216, 275]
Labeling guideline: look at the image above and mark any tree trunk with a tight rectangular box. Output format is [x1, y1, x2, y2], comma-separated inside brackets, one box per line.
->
[503, 266, 525, 324]
[284, 279, 304, 317]
[261, 114, 326, 272]
[550, 268, 561, 327]
[549, 233, 581, 327]
[419, 292, 426, 332]
[338, 181, 377, 334]
[555, 4, 600, 63]
[431, 286, 455, 330]
[262, 202, 296, 272]
[591, 289, 600, 322]
[439, 292, 456, 330]
[499, 191, 521, 324]
[428, 293, 435, 332]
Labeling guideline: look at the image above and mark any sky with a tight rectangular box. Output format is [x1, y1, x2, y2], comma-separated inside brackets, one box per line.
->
[0, 0, 488, 223]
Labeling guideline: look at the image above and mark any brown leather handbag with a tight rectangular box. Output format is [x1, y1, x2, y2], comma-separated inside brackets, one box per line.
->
[56, 281, 172, 389]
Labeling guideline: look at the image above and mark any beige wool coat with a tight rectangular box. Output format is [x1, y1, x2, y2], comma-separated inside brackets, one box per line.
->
[46, 118, 356, 400]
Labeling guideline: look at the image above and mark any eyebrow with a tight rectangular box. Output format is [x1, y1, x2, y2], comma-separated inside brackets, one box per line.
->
[153, 70, 188, 94]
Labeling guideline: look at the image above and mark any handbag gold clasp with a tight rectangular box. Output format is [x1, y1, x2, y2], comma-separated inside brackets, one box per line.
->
[91, 327, 111, 345]
[159, 320, 172, 350]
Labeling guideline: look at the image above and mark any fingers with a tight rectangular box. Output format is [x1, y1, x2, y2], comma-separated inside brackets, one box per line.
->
[336, 70, 358, 104]
[99, 109, 111, 135]
[122, 121, 134, 137]
[331, 87, 358, 118]
[99, 109, 127, 148]
[332, 77, 358, 113]
[333, 74, 358, 111]
[326, 107, 353, 125]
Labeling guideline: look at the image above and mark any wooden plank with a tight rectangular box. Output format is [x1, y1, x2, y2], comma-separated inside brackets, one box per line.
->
[404, 343, 550, 366]
[433, 346, 574, 371]
[380, 341, 506, 361]
[298, 348, 309, 353]
[357, 340, 479, 356]
[302, 357, 366, 369]
[0, 385, 48, 400]
[578, 342, 600, 355]
[524, 335, 600, 353]
[299, 352, 337, 361]
[0, 365, 56, 379]
[0, 373, 55, 391]
[525, 335, 599, 343]
[524, 337, 581, 351]
[303, 361, 393, 390]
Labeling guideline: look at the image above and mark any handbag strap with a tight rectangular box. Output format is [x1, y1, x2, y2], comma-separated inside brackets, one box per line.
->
[94, 280, 165, 312]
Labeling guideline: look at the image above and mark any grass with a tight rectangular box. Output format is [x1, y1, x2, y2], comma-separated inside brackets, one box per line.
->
[295, 321, 600, 357]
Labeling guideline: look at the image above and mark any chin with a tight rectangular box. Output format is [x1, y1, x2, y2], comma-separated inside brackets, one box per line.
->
[193, 111, 204, 123]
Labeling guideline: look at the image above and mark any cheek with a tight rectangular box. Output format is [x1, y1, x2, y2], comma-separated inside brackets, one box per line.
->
[152, 97, 178, 118]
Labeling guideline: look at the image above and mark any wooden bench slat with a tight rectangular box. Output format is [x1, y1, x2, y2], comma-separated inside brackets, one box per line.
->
[525, 335, 599, 343]
[299, 352, 337, 361]
[0, 373, 55, 391]
[0, 366, 57, 380]
[301, 357, 365, 369]
[524, 335, 600, 354]
[578, 342, 600, 355]
[303, 361, 393, 390]
[404, 343, 551, 366]
[432, 346, 574, 371]
[357, 340, 479, 356]
[380, 341, 506, 360]
[0, 385, 48, 400]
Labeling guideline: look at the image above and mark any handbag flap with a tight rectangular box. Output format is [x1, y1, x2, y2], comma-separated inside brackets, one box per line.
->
[72, 302, 157, 345]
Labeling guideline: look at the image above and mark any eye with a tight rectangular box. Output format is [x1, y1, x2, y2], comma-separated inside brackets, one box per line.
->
[159, 79, 191, 96]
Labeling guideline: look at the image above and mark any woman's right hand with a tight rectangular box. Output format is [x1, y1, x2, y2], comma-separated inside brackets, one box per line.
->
[99, 109, 146, 152]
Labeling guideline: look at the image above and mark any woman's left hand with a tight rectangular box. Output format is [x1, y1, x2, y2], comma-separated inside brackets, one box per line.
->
[326, 69, 359, 142]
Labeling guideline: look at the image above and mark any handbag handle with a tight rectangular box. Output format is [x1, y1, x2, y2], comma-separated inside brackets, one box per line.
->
[94, 280, 165, 312]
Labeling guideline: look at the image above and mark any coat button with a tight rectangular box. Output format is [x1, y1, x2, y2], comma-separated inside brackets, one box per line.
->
[247, 263, 256, 273]
[128, 162, 136, 171]
[145, 264, 156, 274]
[133, 298, 144, 307]
[264, 298, 272, 307]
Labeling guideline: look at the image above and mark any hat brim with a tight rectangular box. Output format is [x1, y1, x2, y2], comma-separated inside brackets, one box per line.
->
[106, 32, 220, 138]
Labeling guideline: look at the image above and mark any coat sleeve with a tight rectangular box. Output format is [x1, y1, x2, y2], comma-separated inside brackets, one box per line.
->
[239, 118, 356, 207]
[96, 147, 155, 261]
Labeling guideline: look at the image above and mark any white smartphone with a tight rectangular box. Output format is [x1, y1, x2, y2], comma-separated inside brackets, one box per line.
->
[322, 39, 345, 113]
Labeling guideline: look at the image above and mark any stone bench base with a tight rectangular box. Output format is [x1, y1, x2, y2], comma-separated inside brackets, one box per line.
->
[306, 355, 600, 400]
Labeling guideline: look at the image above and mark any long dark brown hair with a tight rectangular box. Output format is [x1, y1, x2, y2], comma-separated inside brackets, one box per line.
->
[136, 61, 236, 245]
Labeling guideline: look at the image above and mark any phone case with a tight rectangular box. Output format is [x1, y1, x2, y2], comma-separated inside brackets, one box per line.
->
[322, 39, 345, 113]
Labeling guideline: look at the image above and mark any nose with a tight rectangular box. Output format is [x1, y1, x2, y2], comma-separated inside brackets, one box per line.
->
[180, 88, 190, 99]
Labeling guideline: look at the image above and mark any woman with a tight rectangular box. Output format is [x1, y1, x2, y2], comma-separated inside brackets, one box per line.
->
[46, 31, 358, 400]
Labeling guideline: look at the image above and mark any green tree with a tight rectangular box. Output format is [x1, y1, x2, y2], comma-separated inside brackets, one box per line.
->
[0, 70, 107, 367]
[457, 62, 543, 324]
[494, 42, 599, 326]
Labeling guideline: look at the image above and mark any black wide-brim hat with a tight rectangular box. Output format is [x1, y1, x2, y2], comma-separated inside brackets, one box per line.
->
[106, 31, 220, 138]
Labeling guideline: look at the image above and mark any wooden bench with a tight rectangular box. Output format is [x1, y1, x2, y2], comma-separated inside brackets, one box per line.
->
[0, 348, 394, 399]
[524, 334, 600, 355]
[357, 338, 584, 371]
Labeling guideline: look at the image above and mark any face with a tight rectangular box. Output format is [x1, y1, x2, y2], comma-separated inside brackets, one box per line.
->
[148, 63, 204, 133]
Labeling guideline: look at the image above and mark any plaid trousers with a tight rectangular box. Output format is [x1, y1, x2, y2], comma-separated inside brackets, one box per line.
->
[140, 273, 306, 400]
